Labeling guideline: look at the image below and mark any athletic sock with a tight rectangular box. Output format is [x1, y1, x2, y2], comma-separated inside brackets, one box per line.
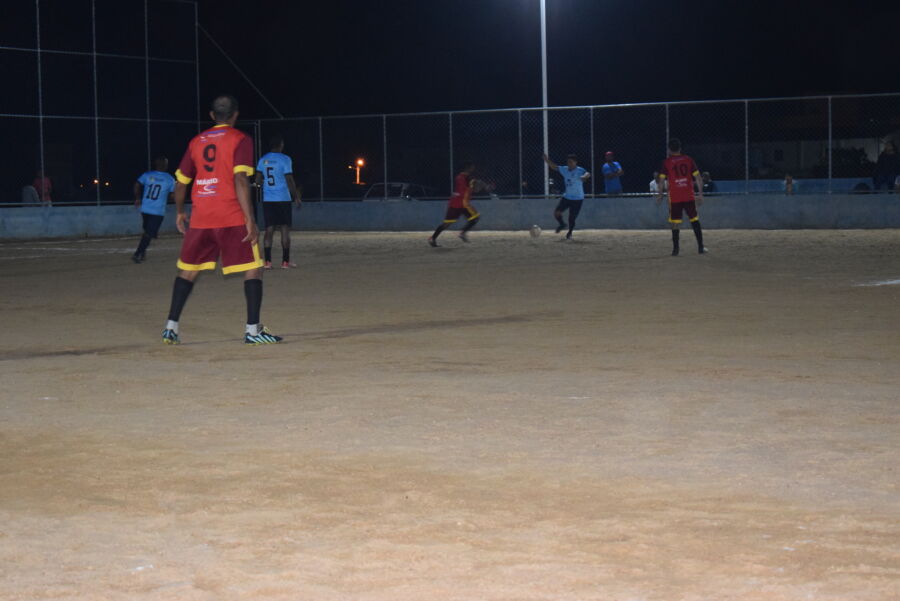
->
[166, 319, 179, 334]
[462, 217, 479, 233]
[244, 278, 263, 327]
[691, 220, 704, 250]
[431, 223, 448, 240]
[264, 246, 272, 262]
[282, 247, 290, 264]
[135, 234, 151, 257]
[167, 277, 194, 322]
[672, 229, 680, 253]
[245, 323, 261, 336]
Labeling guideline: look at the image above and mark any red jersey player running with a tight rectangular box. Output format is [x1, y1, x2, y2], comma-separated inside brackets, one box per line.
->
[162, 95, 281, 345]
[656, 138, 707, 256]
[428, 162, 481, 247]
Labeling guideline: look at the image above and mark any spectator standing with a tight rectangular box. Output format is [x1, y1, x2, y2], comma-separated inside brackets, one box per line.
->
[33, 170, 53, 205]
[873, 141, 899, 192]
[601, 151, 624, 195]
[783, 174, 797, 195]
[701, 171, 717, 195]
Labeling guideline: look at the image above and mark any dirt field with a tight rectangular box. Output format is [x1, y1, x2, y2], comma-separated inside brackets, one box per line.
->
[1, 229, 898, 601]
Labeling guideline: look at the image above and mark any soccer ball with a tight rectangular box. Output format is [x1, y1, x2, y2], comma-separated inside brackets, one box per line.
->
[529, 225, 542, 238]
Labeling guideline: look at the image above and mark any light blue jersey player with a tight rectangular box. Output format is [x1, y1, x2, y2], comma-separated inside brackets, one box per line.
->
[542, 153, 591, 239]
[254, 135, 301, 268]
[132, 156, 175, 263]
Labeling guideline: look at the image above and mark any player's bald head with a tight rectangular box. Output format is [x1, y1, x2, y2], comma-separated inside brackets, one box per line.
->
[210, 95, 239, 123]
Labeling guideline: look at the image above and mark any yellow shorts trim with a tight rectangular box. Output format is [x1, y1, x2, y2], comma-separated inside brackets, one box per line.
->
[175, 169, 193, 185]
[177, 259, 217, 271]
[466, 211, 480, 221]
[689, 216, 700, 223]
[443, 219, 457, 224]
[668, 218, 683, 224]
[234, 165, 255, 176]
[221, 243, 263, 275]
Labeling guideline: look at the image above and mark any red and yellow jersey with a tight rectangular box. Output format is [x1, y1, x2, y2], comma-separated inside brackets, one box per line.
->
[175, 124, 254, 229]
[448, 172, 473, 209]
[659, 154, 700, 204]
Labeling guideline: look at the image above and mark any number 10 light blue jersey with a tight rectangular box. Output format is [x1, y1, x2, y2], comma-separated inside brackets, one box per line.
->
[257, 152, 293, 202]
[137, 170, 176, 216]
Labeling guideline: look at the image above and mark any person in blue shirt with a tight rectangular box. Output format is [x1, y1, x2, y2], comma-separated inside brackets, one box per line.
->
[255, 134, 301, 269]
[601, 151, 624, 195]
[132, 156, 175, 263]
[542, 153, 591, 240]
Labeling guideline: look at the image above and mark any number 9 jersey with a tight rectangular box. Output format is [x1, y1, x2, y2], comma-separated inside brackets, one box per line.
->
[175, 124, 255, 229]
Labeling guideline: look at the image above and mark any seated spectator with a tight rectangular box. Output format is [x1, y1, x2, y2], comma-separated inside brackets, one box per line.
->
[783, 174, 797, 195]
[33, 170, 53, 205]
[701, 171, 717, 195]
[649, 171, 660, 194]
[21, 185, 40, 205]
[873, 141, 899, 192]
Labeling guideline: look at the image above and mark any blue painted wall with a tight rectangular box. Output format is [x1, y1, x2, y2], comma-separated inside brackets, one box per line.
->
[2, 195, 899, 240]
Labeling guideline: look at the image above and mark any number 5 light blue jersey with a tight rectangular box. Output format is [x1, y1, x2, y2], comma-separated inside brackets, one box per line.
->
[257, 152, 293, 202]
[137, 171, 176, 216]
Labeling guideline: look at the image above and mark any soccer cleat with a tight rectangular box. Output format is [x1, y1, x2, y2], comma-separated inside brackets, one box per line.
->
[699, 247, 708, 254]
[555, 224, 565, 234]
[264, 261, 273, 270]
[244, 326, 282, 345]
[428, 237, 438, 247]
[281, 261, 297, 269]
[671, 248, 679, 256]
[458, 232, 470, 243]
[162, 329, 180, 345]
[565, 232, 573, 240]
[131, 254, 142, 264]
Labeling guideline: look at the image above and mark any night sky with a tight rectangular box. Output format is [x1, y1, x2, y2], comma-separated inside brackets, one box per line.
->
[200, 0, 900, 118]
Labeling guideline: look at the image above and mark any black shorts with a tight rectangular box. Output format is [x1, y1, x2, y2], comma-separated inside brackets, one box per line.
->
[443, 205, 480, 223]
[555, 197, 584, 219]
[263, 201, 293, 227]
[669, 201, 699, 224]
[141, 213, 164, 238]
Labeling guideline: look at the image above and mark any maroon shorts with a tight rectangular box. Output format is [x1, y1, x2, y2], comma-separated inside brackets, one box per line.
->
[669, 201, 698, 224]
[177, 225, 263, 275]
[443, 205, 480, 223]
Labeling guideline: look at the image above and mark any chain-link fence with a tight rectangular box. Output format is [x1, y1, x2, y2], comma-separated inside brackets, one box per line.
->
[259, 93, 900, 201]
[0, 0, 199, 206]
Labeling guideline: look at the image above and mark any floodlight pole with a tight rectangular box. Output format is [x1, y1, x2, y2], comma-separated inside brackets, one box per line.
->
[541, 0, 549, 198]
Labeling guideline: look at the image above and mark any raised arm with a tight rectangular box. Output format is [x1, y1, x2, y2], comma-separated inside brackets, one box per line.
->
[542, 153, 559, 172]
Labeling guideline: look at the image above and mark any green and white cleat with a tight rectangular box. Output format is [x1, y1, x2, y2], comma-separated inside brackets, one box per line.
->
[162, 329, 180, 345]
[244, 326, 282, 345]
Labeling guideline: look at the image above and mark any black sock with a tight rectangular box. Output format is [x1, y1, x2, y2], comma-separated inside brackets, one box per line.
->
[264, 246, 272, 262]
[672, 229, 680, 252]
[555, 212, 565, 227]
[462, 217, 479, 233]
[691, 221, 704, 249]
[135, 234, 151, 257]
[167, 277, 194, 322]
[432, 223, 448, 240]
[282, 247, 290, 263]
[567, 215, 576, 236]
[244, 278, 263, 326]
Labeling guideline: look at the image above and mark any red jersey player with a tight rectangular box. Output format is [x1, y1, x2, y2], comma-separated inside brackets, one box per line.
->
[656, 138, 707, 256]
[162, 95, 281, 345]
[428, 161, 481, 247]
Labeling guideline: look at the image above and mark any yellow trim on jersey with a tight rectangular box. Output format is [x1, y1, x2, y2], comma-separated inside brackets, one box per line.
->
[222, 243, 263, 275]
[177, 259, 216, 271]
[212, 124, 230, 128]
[658, 174, 668, 179]
[175, 169, 193, 184]
[234, 165, 254, 176]
[691, 170, 700, 176]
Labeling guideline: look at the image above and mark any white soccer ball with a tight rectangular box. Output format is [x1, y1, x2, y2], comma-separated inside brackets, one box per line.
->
[529, 225, 542, 238]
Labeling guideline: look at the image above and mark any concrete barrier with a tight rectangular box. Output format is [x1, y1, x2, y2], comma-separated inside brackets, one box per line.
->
[1, 194, 899, 240]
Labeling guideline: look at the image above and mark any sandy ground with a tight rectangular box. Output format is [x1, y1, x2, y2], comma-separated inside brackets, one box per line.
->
[0, 229, 898, 601]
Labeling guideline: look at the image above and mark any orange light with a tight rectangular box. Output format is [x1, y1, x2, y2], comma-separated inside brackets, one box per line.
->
[92, 179, 99, 184]
[356, 158, 365, 167]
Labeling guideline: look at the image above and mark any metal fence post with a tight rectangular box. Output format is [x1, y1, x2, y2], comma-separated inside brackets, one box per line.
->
[827, 96, 833, 194]
[144, 0, 151, 169]
[589, 107, 595, 197]
[36, 0, 45, 199]
[664, 103, 670, 148]
[744, 100, 749, 195]
[382, 114, 388, 190]
[517, 109, 523, 198]
[448, 112, 454, 193]
[91, 0, 100, 205]
[318, 116, 324, 200]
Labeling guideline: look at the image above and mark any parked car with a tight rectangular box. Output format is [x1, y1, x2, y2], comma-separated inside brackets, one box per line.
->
[362, 182, 436, 201]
